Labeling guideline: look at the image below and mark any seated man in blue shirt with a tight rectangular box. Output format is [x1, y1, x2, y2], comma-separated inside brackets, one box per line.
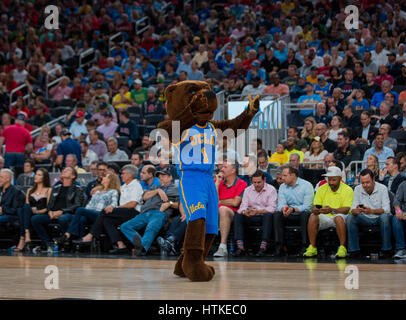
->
[274, 165, 314, 256]
[139, 164, 160, 190]
[363, 133, 394, 169]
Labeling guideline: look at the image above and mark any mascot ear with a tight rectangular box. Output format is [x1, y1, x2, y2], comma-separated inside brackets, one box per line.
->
[164, 83, 177, 101]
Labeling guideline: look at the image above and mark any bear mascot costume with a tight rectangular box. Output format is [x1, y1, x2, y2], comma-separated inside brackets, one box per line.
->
[158, 81, 259, 282]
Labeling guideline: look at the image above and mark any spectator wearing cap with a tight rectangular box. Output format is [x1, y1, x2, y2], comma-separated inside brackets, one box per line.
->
[303, 166, 354, 259]
[297, 82, 322, 118]
[140, 87, 165, 122]
[103, 137, 129, 162]
[130, 79, 148, 107]
[263, 72, 290, 96]
[187, 61, 204, 81]
[69, 111, 88, 140]
[120, 168, 180, 255]
[92, 96, 118, 125]
[115, 110, 139, 150]
[314, 75, 332, 100]
[347, 169, 392, 259]
[155, 151, 179, 180]
[96, 110, 118, 140]
[246, 60, 266, 83]
[241, 76, 266, 96]
[49, 76, 72, 101]
[0, 113, 33, 167]
[112, 83, 132, 110]
[232, 170, 277, 257]
[56, 129, 82, 168]
[31, 104, 52, 130]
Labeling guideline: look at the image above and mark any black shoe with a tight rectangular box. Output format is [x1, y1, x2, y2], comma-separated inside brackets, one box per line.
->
[233, 248, 246, 257]
[54, 235, 70, 244]
[379, 250, 393, 259]
[297, 246, 307, 257]
[256, 249, 266, 257]
[132, 234, 143, 256]
[271, 245, 283, 257]
[109, 247, 129, 255]
[347, 251, 361, 259]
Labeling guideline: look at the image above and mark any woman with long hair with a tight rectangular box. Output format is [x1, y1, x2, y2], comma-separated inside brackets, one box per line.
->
[301, 117, 317, 145]
[328, 115, 344, 142]
[329, 66, 343, 87]
[110, 72, 123, 96]
[366, 154, 380, 180]
[32, 126, 53, 164]
[304, 138, 328, 168]
[56, 173, 121, 244]
[15, 168, 52, 252]
[10, 96, 30, 119]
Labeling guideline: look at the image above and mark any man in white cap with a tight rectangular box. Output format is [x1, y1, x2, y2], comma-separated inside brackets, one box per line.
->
[303, 166, 354, 259]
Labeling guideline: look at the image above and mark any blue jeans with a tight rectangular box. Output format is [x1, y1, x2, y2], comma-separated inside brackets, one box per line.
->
[66, 207, 100, 238]
[17, 204, 36, 236]
[31, 213, 73, 243]
[392, 215, 406, 250]
[120, 210, 168, 252]
[0, 214, 18, 227]
[347, 213, 392, 252]
[4, 153, 25, 167]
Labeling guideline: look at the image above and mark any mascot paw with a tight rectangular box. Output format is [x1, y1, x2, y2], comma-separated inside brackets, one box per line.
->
[173, 252, 186, 277]
[248, 94, 260, 115]
[182, 250, 215, 282]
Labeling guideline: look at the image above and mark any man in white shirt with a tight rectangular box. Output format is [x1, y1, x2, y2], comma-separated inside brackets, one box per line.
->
[347, 168, 392, 259]
[13, 61, 28, 84]
[80, 140, 98, 170]
[69, 111, 88, 140]
[103, 137, 129, 162]
[371, 40, 389, 67]
[241, 76, 265, 96]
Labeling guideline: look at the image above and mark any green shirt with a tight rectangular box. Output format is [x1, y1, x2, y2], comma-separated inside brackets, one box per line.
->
[313, 182, 354, 216]
[131, 88, 148, 106]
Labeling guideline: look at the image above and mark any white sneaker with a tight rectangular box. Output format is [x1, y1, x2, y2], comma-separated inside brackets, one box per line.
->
[213, 246, 228, 257]
[394, 249, 406, 259]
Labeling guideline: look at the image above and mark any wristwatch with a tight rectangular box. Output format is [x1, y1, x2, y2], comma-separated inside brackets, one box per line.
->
[169, 201, 174, 206]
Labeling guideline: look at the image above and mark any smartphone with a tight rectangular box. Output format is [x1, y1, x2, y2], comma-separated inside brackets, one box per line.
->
[316, 205, 322, 209]
[359, 204, 364, 208]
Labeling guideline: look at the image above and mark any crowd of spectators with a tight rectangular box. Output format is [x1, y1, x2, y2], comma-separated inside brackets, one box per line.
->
[0, 0, 406, 259]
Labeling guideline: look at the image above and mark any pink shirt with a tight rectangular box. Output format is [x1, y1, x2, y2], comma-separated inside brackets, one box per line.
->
[49, 85, 73, 101]
[263, 84, 290, 96]
[238, 183, 278, 214]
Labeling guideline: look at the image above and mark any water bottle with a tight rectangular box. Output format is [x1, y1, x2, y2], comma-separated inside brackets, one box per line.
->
[53, 241, 59, 253]
[347, 171, 355, 186]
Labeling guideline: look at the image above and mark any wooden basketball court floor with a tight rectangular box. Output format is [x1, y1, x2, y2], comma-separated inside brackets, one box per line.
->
[1, 254, 406, 300]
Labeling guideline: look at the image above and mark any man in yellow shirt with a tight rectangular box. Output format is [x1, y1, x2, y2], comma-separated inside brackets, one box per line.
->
[303, 166, 354, 259]
[112, 83, 132, 110]
[284, 137, 304, 162]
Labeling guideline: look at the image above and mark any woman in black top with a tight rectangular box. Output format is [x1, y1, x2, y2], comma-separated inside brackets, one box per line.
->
[15, 168, 51, 252]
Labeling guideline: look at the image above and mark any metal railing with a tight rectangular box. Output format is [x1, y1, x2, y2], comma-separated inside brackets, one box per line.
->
[31, 114, 67, 139]
[46, 76, 65, 99]
[282, 102, 318, 129]
[213, 91, 225, 121]
[78, 48, 96, 68]
[108, 32, 124, 54]
[9, 83, 27, 105]
[135, 16, 150, 35]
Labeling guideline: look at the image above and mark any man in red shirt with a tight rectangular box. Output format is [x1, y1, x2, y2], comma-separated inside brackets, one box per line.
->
[213, 160, 247, 257]
[0, 113, 32, 167]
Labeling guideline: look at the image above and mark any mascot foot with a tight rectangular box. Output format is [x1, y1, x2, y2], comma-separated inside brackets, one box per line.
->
[173, 252, 185, 277]
[182, 218, 215, 282]
[174, 233, 216, 278]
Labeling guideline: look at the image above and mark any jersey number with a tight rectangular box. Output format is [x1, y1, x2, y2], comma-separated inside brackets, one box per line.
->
[202, 147, 209, 164]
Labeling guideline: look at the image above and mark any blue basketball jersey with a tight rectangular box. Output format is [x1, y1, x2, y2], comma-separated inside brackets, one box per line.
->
[173, 122, 217, 174]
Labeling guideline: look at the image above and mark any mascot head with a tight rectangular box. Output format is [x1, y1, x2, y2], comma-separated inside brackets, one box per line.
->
[164, 80, 218, 125]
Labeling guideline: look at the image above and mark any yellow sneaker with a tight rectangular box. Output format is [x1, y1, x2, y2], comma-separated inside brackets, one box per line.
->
[335, 245, 347, 259]
[303, 244, 317, 257]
